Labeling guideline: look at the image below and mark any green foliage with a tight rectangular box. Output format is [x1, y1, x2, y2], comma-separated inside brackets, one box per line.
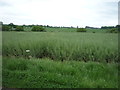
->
[8, 23, 16, 28]
[3, 57, 118, 88]
[23, 26, 97, 32]
[32, 26, 45, 32]
[106, 28, 118, 33]
[2, 32, 118, 63]
[2, 32, 118, 88]
[77, 28, 87, 32]
[2, 25, 11, 31]
[19, 26, 107, 33]
[4, 58, 28, 71]
[101, 26, 115, 29]
[15, 26, 24, 31]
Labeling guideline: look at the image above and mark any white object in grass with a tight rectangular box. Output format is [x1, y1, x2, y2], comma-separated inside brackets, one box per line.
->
[26, 50, 30, 53]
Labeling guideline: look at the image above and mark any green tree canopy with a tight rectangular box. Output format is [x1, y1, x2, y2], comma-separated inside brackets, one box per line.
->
[31, 26, 45, 32]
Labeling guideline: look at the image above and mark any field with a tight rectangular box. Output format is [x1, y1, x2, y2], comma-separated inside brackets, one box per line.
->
[3, 32, 118, 62]
[24, 27, 107, 33]
[2, 31, 119, 88]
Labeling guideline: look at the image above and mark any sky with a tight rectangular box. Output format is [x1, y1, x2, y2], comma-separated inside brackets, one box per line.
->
[0, 0, 119, 28]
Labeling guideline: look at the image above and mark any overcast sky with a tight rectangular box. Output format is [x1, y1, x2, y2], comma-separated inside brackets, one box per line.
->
[0, 0, 119, 27]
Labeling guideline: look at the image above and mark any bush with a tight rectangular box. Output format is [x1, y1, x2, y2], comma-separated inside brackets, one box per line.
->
[2, 25, 11, 31]
[77, 28, 86, 32]
[15, 26, 24, 31]
[32, 26, 46, 32]
[106, 28, 118, 33]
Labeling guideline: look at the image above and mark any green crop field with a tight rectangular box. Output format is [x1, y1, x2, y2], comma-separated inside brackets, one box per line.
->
[23, 27, 107, 33]
[3, 32, 118, 62]
[2, 31, 119, 88]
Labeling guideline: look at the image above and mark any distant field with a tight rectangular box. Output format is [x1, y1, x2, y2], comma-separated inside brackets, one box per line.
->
[23, 27, 107, 33]
[2, 31, 118, 88]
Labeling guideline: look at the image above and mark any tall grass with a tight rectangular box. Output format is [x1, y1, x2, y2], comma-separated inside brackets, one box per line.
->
[3, 32, 118, 62]
[3, 57, 118, 88]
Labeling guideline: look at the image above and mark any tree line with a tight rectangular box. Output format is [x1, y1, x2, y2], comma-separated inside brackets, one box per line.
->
[2, 23, 46, 32]
[1, 22, 120, 33]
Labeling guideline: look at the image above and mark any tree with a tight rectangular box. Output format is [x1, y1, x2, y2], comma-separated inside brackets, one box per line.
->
[8, 23, 16, 28]
[15, 26, 24, 31]
[101, 26, 115, 29]
[31, 26, 46, 32]
[77, 28, 87, 32]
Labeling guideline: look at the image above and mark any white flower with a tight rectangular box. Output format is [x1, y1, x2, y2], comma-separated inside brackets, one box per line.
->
[26, 50, 30, 53]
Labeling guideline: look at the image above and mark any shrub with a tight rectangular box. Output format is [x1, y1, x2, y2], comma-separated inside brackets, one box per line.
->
[32, 26, 46, 32]
[106, 28, 118, 33]
[15, 26, 24, 31]
[2, 25, 11, 31]
[77, 28, 86, 32]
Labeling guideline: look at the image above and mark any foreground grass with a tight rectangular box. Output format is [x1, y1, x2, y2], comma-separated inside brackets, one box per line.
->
[3, 57, 118, 88]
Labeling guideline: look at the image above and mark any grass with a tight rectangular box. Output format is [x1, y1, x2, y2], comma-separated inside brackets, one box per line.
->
[2, 31, 118, 88]
[3, 32, 118, 62]
[3, 57, 118, 88]
[45, 27, 76, 32]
